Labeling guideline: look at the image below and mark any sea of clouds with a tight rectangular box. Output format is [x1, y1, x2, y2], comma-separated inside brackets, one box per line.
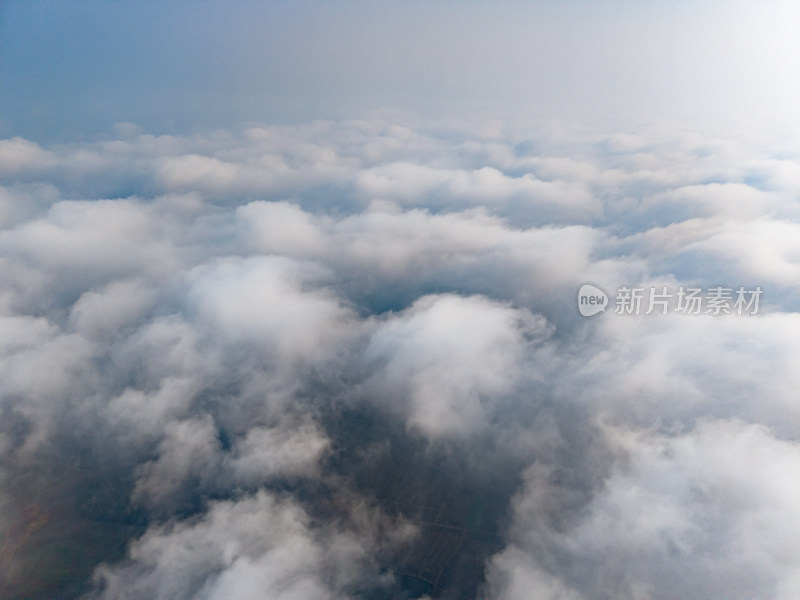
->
[1, 116, 799, 599]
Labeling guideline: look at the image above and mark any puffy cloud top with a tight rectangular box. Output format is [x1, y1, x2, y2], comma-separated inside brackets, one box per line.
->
[1, 117, 799, 599]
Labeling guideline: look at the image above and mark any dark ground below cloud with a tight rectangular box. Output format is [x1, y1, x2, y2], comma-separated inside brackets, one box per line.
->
[2, 405, 516, 600]
[324, 406, 519, 600]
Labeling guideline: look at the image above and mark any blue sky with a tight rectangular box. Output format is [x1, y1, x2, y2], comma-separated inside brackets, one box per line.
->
[2, 0, 798, 140]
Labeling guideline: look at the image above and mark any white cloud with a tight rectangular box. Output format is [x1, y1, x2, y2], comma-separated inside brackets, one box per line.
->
[0, 138, 56, 174]
[364, 294, 548, 438]
[0, 118, 798, 599]
[187, 256, 353, 362]
[89, 491, 387, 600]
[489, 420, 800, 600]
[226, 421, 329, 485]
[236, 201, 327, 258]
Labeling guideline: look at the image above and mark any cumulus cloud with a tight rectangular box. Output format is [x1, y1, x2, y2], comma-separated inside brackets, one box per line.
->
[1, 116, 799, 600]
[0, 138, 57, 175]
[88, 491, 410, 600]
[489, 420, 800, 600]
[363, 294, 546, 439]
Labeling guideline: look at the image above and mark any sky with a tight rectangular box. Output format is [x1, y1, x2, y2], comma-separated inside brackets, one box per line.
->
[2, 2, 800, 600]
[2, 0, 799, 139]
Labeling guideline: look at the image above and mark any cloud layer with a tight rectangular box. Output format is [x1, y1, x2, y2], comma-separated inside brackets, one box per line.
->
[1, 117, 799, 599]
